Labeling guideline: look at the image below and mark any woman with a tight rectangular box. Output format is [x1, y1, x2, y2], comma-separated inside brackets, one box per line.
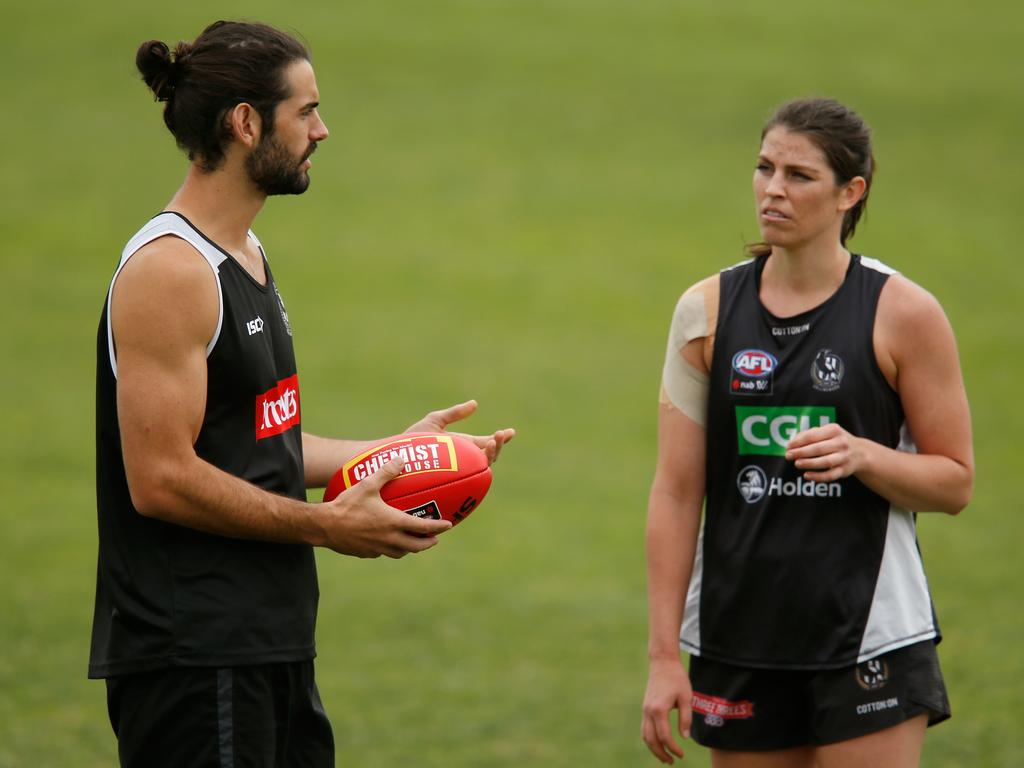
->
[641, 98, 973, 767]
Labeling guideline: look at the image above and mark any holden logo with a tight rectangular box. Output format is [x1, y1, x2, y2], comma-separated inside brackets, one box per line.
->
[732, 349, 777, 378]
[737, 465, 767, 503]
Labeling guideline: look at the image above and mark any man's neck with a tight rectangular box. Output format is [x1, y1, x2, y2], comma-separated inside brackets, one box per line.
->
[165, 162, 267, 252]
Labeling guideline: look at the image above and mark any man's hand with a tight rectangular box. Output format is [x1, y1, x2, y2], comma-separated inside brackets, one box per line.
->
[642, 659, 693, 764]
[406, 399, 516, 465]
[320, 456, 452, 558]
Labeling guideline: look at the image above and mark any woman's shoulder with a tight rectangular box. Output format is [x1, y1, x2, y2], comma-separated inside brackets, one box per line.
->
[874, 269, 957, 386]
[671, 273, 720, 337]
[877, 271, 949, 328]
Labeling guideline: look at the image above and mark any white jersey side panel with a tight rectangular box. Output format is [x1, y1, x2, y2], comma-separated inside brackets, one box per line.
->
[679, 527, 704, 655]
[857, 423, 937, 660]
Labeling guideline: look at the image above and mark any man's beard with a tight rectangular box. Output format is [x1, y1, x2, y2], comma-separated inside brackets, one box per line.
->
[246, 133, 316, 196]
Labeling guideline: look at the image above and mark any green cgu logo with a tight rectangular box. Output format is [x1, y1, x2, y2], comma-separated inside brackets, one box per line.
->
[735, 406, 836, 456]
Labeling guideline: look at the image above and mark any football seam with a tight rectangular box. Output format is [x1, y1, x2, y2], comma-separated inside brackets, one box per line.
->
[385, 466, 491, 502]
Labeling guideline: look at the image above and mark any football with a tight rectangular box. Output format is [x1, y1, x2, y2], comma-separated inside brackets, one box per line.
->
[323, 432, 492, 526]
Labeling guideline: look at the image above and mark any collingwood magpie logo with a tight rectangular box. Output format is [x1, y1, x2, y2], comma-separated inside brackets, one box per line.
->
[737, 466, 768, 503]
[855, 658, 890, 691]
[811, 349, 844, 392]
[274, 284, 292, 337]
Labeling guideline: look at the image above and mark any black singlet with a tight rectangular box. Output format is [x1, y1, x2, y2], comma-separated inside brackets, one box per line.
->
[681, 254, 939, 670]
[90, 212, 317, 678]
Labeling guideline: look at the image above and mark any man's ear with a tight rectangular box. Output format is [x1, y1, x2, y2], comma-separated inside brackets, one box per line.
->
[225, 103, 262, 149]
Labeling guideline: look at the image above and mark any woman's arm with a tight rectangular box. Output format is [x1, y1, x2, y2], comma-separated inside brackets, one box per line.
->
[785, 275, 974, 514]
[642, 333, 709, 765]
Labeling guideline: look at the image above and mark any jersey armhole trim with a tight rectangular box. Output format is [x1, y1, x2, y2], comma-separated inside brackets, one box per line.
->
[107, 230, 225, 379]
[862, 256, 902, 399]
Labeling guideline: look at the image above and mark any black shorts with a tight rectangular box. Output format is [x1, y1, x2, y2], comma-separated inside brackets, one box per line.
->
[688, 640, 950, 751]
[106, 660, 334, 768]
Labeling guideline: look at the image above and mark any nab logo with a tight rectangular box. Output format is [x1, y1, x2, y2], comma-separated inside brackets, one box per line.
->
[732, 350, 777, 378]
[246, 316, 265, 336]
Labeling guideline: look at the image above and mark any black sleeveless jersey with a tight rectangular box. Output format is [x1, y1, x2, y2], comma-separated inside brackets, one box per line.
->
[680, 254, 939, 669]
[90, 212, 317, 678]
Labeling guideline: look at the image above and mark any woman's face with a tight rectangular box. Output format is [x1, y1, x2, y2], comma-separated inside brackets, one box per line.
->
[753, 127, 861, 252]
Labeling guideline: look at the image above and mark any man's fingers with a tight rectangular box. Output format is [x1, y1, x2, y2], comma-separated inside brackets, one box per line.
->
[362, 454, 406, 491]
[490, 428, 516, 464]
[402, 514, 452, 536]
[430, 399, 478, 429]
[394, 532, 444, 554]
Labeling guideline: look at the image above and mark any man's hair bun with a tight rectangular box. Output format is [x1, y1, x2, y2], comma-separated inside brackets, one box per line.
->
[136, 40, 190, 102]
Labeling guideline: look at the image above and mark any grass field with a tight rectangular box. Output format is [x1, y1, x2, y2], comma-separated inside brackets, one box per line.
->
[2, 1, 1022, 765]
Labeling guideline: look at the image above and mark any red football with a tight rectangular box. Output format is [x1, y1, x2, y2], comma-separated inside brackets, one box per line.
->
[322, 432, 492, 526]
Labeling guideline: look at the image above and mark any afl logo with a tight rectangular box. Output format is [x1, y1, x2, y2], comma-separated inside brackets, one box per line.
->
[732, 350, 777, 378]
[737, 465, 768, 503]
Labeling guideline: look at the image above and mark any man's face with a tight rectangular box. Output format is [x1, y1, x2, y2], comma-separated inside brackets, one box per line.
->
[245, 59, 329, 196]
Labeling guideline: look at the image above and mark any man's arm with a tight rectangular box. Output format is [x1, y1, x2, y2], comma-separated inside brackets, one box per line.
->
[112, 237, 450, 558]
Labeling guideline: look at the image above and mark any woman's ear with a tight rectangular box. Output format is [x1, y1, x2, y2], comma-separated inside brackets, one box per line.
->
[839, 176, 867, 213]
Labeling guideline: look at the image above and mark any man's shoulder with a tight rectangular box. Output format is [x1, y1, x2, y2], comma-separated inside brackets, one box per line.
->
[121, 235, 217, 287]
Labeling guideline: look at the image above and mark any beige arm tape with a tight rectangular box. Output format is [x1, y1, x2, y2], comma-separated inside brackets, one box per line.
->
[660, 281, 715, 427]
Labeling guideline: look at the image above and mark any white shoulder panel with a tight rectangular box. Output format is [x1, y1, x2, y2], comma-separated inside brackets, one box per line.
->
[859, 255, 899, 276]
[107, 213, 227, 378]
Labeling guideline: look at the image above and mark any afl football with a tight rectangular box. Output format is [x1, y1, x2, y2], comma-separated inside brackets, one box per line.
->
[323, 432, 492, 526]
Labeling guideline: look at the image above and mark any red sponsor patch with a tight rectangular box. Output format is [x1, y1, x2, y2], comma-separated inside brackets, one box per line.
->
[255, 374, 301, 439]
[691, 692, 755, 720]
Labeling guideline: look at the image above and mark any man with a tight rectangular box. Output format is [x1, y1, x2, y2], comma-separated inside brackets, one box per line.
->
[91, 21, 513, 767]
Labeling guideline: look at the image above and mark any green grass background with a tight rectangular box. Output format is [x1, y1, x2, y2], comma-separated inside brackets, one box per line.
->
[2, 0, 1022, 765]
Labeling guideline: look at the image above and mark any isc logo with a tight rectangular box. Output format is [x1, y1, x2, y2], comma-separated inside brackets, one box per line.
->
[732, 349, 777, 378]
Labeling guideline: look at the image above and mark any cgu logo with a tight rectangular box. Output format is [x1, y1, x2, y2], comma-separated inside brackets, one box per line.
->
[735, 405, 835, 456]
[255, 374, 301, 439]
[732, 349, 777, 378]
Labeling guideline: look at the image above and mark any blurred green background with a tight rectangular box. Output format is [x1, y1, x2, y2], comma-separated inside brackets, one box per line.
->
[2, 0, 1021, 765]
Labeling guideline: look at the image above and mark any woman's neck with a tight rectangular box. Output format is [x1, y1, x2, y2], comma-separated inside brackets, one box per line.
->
[759, 243, 851, 318]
